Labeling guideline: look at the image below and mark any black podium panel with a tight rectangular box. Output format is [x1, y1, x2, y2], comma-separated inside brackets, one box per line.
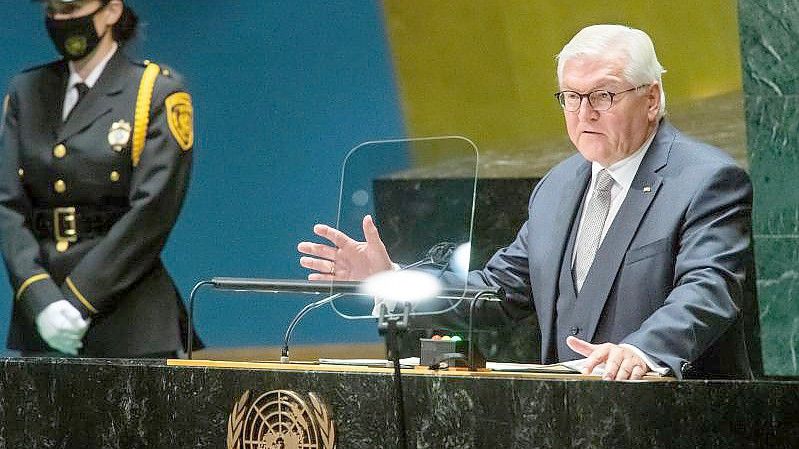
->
[375, 177, 543, 363]
[0, 358, 796, 448]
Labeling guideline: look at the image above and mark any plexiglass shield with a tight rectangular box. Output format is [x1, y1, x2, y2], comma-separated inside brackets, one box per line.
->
[327, 136, 479, 321]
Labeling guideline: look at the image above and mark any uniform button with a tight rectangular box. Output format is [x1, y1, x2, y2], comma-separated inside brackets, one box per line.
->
[570, 326, 580, 336]
[54, 179, 66, 193]
[17, 168, 24, 178]
[109, 171, 120, 182]
[53, 144, 67, 159]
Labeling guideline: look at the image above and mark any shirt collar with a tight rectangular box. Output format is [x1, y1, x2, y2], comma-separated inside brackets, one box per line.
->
[590, 126, 658, 192]
[66, 42, 118, 90]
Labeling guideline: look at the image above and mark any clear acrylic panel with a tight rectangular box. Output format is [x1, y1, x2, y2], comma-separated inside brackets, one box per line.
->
[328, 136, 479, 320]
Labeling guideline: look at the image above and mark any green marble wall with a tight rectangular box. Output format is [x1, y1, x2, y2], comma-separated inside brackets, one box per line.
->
[739, 0, 799, 376]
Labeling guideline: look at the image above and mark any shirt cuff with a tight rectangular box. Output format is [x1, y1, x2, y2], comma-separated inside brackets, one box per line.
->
[619, 343, 670, 375]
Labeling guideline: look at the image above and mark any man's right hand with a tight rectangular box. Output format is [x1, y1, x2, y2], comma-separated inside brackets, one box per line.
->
[35, 300, 90, 355]
[297, 215, 394, 281]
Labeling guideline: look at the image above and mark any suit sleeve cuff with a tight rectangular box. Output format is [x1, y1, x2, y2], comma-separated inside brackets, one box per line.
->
[15, 273, 62, 321]
[60, 276, 99, 318]
[619, 343, 671, 375]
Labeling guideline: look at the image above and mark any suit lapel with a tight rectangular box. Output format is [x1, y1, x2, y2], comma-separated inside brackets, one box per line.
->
[536, 159, 590, 358]
[39, 62, 68, 140]
[57, 51, 128, 143]
[578, 123, 675, 342]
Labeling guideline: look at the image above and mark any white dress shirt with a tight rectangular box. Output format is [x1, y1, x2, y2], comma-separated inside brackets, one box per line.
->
[62, 43, 118, 121]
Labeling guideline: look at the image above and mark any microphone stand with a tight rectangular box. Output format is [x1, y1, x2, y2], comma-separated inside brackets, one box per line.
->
[467, 290, 502, 371]
[377, 301, 411, 449]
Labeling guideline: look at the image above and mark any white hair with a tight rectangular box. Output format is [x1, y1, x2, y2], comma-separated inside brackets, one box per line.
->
[556, 25, 667, 118]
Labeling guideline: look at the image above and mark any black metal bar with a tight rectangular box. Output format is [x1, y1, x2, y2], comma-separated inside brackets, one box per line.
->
[211, 277, 503, 300]
[187, 280, 214, 360]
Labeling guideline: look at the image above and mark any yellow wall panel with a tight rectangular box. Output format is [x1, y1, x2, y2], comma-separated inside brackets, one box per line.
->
[383, 0, 742, 157]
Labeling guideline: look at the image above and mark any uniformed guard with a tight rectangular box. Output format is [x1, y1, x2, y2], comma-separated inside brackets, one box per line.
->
[0, 0, 200, 357]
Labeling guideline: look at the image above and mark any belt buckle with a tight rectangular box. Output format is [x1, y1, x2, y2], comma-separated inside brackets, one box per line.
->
[53, 207, 77, 252]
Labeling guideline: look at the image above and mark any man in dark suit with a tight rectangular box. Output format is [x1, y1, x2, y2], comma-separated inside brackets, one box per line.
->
[0, 0, 197, 357]
[297, 25, 754, 380]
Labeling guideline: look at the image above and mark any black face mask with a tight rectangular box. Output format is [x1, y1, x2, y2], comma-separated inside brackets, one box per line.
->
[45, 5, 107, 61]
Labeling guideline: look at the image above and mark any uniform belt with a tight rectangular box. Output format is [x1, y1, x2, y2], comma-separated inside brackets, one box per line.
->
[31, 206, 127, 243]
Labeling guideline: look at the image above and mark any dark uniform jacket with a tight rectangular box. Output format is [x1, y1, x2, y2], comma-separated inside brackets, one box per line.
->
[0, 50, 197, 356]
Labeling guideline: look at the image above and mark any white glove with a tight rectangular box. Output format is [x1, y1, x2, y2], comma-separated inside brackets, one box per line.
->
[35, 300, 90, 355]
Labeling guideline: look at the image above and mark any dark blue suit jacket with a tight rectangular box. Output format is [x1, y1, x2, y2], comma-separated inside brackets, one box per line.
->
[467, 121, 754, 379]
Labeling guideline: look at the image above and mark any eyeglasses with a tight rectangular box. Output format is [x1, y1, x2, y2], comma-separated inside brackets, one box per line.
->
[554, 84, 650, 112]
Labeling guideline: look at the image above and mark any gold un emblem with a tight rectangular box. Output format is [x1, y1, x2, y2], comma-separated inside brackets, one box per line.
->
[227, 390, 336, 449]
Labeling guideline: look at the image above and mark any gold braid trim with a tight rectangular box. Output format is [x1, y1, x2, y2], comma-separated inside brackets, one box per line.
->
[132, 62, 161, 167]
[15, 273, 50, 301]
[65, 277, 99, 314]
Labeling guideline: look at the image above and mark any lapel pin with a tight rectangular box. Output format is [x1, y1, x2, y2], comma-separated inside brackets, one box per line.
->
[643, 185, 652, 193]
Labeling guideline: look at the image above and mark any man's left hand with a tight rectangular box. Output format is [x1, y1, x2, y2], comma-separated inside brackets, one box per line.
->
[566, 336, 648, 380]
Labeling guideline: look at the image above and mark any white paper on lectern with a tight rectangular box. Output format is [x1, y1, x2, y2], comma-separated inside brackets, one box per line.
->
[318, 357, 420, 368]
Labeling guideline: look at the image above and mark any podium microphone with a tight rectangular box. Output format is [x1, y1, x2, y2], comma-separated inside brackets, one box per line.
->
[185, 278, 358, 359]
[280, 292, 343, 363]
[280, 242, 457, 363]
[401, 241, 455, 270]
[187, 242, 503, 360]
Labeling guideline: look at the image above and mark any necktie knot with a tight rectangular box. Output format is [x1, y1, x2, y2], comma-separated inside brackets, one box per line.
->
[74, 83, 90, 102]
[594, 169, 614, 192]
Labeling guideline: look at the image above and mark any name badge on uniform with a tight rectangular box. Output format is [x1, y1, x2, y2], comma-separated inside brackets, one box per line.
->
[108, 120, 132, 152]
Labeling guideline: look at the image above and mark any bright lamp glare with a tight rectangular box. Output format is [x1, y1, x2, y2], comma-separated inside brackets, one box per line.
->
[449, 242, 471, 280]
[360, 270, 443, 303]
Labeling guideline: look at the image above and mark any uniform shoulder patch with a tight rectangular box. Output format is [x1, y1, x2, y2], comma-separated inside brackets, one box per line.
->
[165, 91, 194, 151]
